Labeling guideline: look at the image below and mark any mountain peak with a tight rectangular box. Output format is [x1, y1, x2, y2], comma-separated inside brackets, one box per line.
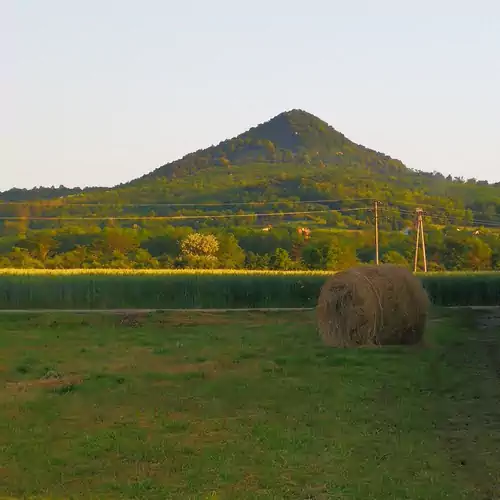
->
[271, 108, 324, 122]
[241, 109, 348, 153]
[136, 109, 399, 182]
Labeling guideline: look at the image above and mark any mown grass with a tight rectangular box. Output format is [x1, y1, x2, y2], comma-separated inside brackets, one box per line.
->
[0, 310, 500, 499]
[0, 271, 499, 309]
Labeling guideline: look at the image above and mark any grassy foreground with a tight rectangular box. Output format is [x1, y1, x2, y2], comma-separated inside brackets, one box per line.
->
[1, 310, 500, 499]
[0, 271, 500, 309]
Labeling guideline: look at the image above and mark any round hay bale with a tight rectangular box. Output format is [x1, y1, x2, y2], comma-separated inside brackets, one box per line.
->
[317, 264, 429, 347]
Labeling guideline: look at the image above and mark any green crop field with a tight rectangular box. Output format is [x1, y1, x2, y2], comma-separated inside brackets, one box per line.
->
[1, 309, 500, 499]
[0, 269, 499, 310]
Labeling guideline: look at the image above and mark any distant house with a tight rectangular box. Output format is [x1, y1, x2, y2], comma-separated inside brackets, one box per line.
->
[297, 227, 311, 239]
[402, 227, 412, 236]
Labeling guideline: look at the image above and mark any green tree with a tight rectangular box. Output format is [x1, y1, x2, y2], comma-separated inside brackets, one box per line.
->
[54, 246, 89, 268]
[324, 239, 358, 270]
[464, 237, 492, 270]
[263, 140, 276, 161]
[269, 248, 294, 270]
[244, 251, 270, 269]
[7, 247, 44, 268]
[132, 249, 159, 269]
[21, 231, 59, 262]
[142, 226, 192, 258]
[382, 251, 409, 267]
[301, 244, 325, 269]
[95, 229, 140, 255]
[442, 234, 467, 270]
[216, 234, 245, 268]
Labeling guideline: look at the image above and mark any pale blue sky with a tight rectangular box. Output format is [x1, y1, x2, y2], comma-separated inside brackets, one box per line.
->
[2, 0, 499, 191]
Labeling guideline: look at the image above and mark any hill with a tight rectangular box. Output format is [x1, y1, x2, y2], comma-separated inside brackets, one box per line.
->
[0, 109, 409, 204]
[1, 109, 500, 226]
[133, 109, 406, 182]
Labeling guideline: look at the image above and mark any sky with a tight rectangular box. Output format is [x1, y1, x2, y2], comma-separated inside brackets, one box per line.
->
[1, 0, 499, 191]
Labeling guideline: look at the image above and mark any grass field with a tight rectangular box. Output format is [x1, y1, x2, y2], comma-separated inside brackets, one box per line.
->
[1, 309, 500, 499]
[0, 270, 499, 309]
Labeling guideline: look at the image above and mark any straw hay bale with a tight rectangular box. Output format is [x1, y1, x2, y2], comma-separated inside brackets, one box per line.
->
[317, 264, 429, 347]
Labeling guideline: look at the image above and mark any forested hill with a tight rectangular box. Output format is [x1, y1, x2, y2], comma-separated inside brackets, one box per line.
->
[0, 186, 103, 203]
[132, 109, 407, 182]
[1, 109, 500, 226]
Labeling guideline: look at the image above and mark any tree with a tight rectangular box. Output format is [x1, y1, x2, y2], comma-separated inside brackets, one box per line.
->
[95, 229, 140, 255]
[269, 248, 294, 270]
[442, 234, 467, 270]
[7, 247, 44, 268]
[132, 249, 159, 269]
[179, 233, 220, 268]
[142, 227, 192, 258]
[263, 140, 276, 161]
[301, 244, 325, 269]
[464, 237, 492, 270]
[216, 234, 245, 268]
[180, 233, 219, 257]
[54, 246, 89, 268]
[382, 250, 409, 267]
[21, 231, 59, 262]
[105, 250, 131, 269]
[245, 251, 270, 269]
[219, 156, 231, 168]
[324, 239, 358, 270]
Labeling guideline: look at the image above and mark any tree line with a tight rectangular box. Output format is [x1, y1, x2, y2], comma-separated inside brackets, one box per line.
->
[0, 222, 498, 271]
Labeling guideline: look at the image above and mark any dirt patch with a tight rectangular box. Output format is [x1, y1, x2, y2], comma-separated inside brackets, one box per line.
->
[119, 314, 146, 327]
[116, 310, 314, 329]
[156, 312, 235, 327]
[163, 361, 217, 375]
[116, 311, 236, 328]
[179, 421, 236, 448]
[6, 375, 84, 392]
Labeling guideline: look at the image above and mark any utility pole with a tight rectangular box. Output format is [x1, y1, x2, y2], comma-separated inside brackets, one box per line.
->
[374, 200, 380, 265]
[414, 210, 420, 273]
[414, 208, 428, 273]
[419, 209, 427, 273]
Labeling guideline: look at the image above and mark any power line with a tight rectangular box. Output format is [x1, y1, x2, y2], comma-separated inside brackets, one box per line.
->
[382, 205, 500, 228]
[2, 195, 499, 233]
[386, 200, 500, 223]
[6, 196, 499, 226]
[0, 198, 374, 208]
[3, 190, 500, 224]
[0, 207, 371, 222]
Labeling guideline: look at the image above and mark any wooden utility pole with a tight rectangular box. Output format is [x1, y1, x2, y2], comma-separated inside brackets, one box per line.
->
[414, 208, 428, 273]
[419, 209, 427, 273]
[414, 211, 420, 273]
[374, 200, 380, 265]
